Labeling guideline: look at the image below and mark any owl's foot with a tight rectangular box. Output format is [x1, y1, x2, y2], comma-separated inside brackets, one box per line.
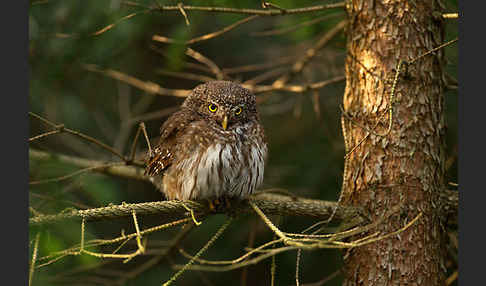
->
[207, 197, 232, 213]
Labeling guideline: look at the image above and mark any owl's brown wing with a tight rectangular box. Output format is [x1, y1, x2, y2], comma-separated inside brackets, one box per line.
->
[145, 109, 197, 176]
[145, 145, 172, 176]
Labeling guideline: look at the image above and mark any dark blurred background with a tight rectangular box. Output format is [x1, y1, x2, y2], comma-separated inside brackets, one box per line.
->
[29, 0, 458, 285]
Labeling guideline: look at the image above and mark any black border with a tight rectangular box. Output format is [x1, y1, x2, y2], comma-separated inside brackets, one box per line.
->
[458, 0, 474, 285]
[6, 1, 28, 284]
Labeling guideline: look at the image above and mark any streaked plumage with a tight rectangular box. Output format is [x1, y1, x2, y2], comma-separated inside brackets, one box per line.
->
[145, 81, 267, 201]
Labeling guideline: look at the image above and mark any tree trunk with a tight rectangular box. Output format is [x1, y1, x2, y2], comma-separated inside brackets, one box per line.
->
[341, 0, 447, 285]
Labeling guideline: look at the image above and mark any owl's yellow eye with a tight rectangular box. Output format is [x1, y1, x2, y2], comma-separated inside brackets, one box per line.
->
[235, 107, 243, 115]
[208, 103, 218, 113]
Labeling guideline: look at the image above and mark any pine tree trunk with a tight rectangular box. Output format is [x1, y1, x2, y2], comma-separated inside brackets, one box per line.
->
[341, 0, 447, 285]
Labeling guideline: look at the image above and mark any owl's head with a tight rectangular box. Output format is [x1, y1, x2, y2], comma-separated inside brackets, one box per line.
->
[182, 81, 258, 130]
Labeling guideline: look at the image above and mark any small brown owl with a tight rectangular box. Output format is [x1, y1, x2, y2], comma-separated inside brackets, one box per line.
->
[145, 81, 267, 201]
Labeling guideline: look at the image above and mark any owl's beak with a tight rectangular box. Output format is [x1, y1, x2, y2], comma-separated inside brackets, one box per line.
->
[222, 115, 228, 130]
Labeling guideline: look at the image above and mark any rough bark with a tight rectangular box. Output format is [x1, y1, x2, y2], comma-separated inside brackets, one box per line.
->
[341, 0, 447, 285]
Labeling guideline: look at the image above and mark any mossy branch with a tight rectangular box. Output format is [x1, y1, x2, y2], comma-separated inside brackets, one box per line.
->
[29, 148, 457, 227]
[28, 192, 362, 227]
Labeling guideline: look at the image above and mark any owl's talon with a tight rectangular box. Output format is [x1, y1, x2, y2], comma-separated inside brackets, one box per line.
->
[207, 199, 216, 212]
[207, 197, 233, 213]
[224, 197, 231, 209]
[207, 199, 223, 212]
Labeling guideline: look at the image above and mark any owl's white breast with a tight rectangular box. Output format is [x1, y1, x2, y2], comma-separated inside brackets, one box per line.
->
[169, 128, 266, 200]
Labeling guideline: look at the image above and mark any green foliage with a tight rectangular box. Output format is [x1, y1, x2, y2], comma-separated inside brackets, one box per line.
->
[82, 174, 121, 206]
[165, 25, 192, 71]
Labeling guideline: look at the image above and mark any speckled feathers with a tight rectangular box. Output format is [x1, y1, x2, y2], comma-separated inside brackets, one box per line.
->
[145, 81, 267, 201]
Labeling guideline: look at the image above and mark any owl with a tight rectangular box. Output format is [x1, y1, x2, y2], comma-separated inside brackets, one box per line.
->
[145, 81, 267, 202]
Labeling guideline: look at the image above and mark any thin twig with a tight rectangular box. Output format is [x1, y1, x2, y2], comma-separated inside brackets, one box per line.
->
[270, 246, 277, 286]
[37, 218, 192, 268]
[246, 75, 345, 94]
[29, 232, 41, 286]
[252, 12, 344, 37]
[29, 112, 126, 161]
[173, 246, 298, 272]
[155, 69, 215, 82]
[92, 11, 150, 36]
[163, 218, 233, 286]
[178, 238, 284, 265]
[29, 129, 63, 142]
[29, 162, 124, 185]
[295, 249, 302, 286]
[223, 56, 295, 74]
[153, 15, 259, 45]
[185, 48, 225, 80]
[118, 223, 195, 284]
[48, 9, 152, 38]
[29, 149, 146, 181]
[445, 270, 458, 285]
[127, 106, 180, 124]
[82, 63, 190, 97]
[408, 37, 458, 65]
[243, 67, 288, 85]
[177, 2, 190, 26]
[442, 13, 458, 19]
[272, 20, 347, 88]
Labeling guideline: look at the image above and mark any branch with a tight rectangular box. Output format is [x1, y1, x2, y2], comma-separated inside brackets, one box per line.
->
[152, 3, 346, 16]
[81, 64, 190, 97]
[185, 48, 225, 80]
[246, 75, 345, 94]
[29, 112, 126, 161]
[152, 15, 260, 45]
[29, 149, 458, 227]
[83, 63, 345, 97]
[251, 12, 344, 37]
[271, 19, 347, 88]
[29, 149, 146, 181]
[28, 191, 363, 227]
